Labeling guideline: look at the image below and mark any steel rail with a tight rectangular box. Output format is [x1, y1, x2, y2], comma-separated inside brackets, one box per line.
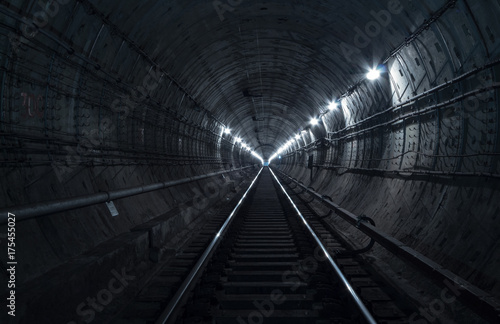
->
[154, 167, 263, 324]
[273, 167, 500, 323]
[269, 167, 378, 324]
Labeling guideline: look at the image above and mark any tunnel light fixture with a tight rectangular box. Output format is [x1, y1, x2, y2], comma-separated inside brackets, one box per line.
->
[235, 141, 263, 163]
[268, 63, 387, 167]
[251, 150, 264, 163]
[328, 101, 338, 111]
[366, 68, 381, 80]
[268, 151, 282, 164]
[224, 128, 231, 134]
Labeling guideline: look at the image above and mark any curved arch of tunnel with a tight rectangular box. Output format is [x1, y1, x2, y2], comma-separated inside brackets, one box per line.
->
[1, 0, 500, 322]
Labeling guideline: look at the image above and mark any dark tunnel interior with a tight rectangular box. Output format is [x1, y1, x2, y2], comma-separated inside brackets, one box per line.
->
[1, 0, 500, 323]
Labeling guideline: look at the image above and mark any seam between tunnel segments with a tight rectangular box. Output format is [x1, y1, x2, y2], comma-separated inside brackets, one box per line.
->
[384, 0, 459, 64]
[0, 2, 245, 154]
[266, 0, 460, 160]
[76, 0, 227, 127]
[336, 0, 459, 102]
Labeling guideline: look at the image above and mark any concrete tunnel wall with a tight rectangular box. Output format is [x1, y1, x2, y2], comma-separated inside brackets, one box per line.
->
[0, 1, 262, 319]
[0, 0, 499, 322]
[275, 0, 500, 298]
[0, 0, 261, 273]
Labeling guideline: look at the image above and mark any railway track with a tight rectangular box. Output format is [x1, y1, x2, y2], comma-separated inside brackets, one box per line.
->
[112, 167, 416, 323]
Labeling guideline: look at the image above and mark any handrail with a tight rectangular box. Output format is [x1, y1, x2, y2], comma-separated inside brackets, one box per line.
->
[0, 166, 254, 225]
[269, 167, 377, 324]
[154, 167, 263, 324]
[273, 168, 500, 323]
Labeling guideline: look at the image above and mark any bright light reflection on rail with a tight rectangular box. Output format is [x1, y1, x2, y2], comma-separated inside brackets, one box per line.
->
[155, 167, 263, 324]
[268, 167, 377, 324]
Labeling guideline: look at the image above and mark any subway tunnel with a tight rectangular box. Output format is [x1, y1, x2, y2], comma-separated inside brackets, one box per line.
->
[1, 0, 500, 323]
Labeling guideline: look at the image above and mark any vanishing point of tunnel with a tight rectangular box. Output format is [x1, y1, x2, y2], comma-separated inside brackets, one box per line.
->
[1, 0, 500, 323]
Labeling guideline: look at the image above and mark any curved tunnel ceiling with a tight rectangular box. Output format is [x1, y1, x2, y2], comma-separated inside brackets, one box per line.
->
[2, 1, 500, 321]
[73, 0, 438, 159]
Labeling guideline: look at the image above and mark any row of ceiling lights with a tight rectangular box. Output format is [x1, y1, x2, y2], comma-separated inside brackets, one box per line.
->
[221, 127, 264, 163]
[269, 66, 383, 163]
